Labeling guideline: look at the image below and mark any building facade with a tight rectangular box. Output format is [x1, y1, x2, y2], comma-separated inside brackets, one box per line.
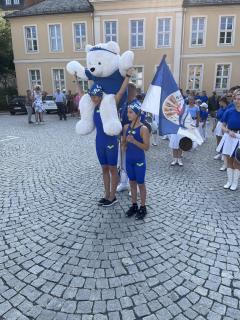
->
[181, 0, 240, 94]
[6, 0, 240, 96]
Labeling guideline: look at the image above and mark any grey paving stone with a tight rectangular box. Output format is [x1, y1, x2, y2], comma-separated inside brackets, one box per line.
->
[76, 301, 93, 314]
[134, 304, 151, 317]
[0, 301, 12, 316]
[1, 115, 240, 320]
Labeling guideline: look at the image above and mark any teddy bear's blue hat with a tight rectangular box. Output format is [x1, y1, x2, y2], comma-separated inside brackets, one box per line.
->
[89, 47, 117, 55]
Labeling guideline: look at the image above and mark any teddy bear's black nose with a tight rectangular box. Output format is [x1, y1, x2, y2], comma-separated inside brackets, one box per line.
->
[90, 67, 95, 72]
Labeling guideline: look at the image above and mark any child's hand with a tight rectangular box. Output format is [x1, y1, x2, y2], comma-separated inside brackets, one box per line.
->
[126, 68, 135, 77]
[126, 135, 135, 144]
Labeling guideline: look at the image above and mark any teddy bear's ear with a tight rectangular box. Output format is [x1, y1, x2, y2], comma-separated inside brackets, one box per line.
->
[86, 44, 93, 53]
[105, 41, 120, 54]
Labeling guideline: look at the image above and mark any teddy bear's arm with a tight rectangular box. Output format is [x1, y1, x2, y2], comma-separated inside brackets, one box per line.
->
[66, 61, 89, 80]
[119, 51, 134, 77]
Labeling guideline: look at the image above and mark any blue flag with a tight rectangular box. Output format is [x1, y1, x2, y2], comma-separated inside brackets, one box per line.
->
[141, 56, 203, 144]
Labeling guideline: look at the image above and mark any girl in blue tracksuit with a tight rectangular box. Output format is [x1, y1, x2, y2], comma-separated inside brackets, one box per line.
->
[122, 100, 150, 220]
[89, 69, 134, 207]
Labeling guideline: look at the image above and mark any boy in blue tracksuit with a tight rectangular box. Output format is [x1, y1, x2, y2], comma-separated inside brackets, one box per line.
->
[122, 100, 150, 220]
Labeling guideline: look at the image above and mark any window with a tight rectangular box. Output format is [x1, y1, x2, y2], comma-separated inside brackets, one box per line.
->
[13, 0, 20, 4]
[104, 21, 117, 42]
[191, 17, 206, 46]
[80, 80, 89, 92]
[132, 66, 144, 90]
[52, 69, 65, 91]
[49, 24, 63, 52]
[157, 18, 171, 47]
[130, 20, 144, 49]
[187, 65, 203, 91]
[24, 26, 38, 53]
[219, 16, 234, 45]
[73, 23, 86, 51]
[5, 0, 11, 5]
[215, 64, 231, 90]
[29, 70, 41, 89]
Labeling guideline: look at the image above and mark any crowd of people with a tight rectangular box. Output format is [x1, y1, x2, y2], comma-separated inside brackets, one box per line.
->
[161, 86, 240, 190]
[23, 73, 240, 219]
[25, 81, 83, 124]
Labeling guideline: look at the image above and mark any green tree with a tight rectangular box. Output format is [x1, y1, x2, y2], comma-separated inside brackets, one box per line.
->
[0, 14, 15, 88]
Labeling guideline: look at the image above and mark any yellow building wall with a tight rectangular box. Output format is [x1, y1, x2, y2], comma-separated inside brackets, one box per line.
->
[181, 5, 240, 94]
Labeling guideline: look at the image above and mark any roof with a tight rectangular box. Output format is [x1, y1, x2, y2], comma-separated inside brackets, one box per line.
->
[183, 0, 240, 6]
[5, 0, 93, 18]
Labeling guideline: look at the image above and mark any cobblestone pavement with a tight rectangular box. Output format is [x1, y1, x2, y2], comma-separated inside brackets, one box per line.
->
[0, 114, 240, 320]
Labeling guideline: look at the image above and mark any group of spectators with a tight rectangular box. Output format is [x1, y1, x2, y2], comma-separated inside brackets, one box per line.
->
[25, 83, 83, 124]
[181, 89, 230, 117]
[54, 88, 82, 120]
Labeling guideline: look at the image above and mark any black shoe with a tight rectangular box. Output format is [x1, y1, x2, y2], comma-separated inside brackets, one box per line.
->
[126, 204, 138, 217]
[98, 198, 108, 206]
[102, 197, 118, 207]
[136, 206, 147, 220]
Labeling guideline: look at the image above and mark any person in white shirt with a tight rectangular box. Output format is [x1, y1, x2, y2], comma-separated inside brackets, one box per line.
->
[54, 88, 67, 120]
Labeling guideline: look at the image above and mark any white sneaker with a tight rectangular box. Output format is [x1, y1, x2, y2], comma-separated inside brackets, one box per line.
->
[152, 143, 157, 146]
[177, 158, 183, 166]
[219, 165, 227, 171]
[117, 183, 129, 192]
[171, 159, 178, 166]
[214, 154, 221, 160]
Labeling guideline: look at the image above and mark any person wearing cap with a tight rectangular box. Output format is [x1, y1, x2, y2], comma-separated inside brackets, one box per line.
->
[199, 102, 208, 142]
[217, 90, 240, 191]
[122, 100, 150, 220]
[117, 84, 147, 192]
[90, 68, 134, 207]
[195, 98, 202, 107]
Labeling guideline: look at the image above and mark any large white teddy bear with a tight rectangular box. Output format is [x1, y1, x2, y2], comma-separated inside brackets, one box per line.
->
[66, 41, 134, 136]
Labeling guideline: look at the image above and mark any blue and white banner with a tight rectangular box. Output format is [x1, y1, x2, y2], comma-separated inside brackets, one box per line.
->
[141, 56, 203, 145]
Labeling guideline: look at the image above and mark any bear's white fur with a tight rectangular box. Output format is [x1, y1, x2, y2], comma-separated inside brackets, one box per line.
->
[66, 41, 134, 136]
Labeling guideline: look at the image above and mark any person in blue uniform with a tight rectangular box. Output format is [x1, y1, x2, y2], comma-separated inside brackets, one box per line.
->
[90, 69, 134, 207]
[200, 91, 208, 103]
[217, 90, 240, 191]
[117, 83, 146, 192]
[212, 97, 228, 170]
[122, 101, 150, 220]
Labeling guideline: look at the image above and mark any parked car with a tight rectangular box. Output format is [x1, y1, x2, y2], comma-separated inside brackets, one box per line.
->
[43, 95, 58, 113]
[8, 96, 27, 115]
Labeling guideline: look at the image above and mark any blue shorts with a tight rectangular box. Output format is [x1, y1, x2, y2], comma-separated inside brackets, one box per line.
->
[126, 158, 146, 184]
[96, 141, 118, 166]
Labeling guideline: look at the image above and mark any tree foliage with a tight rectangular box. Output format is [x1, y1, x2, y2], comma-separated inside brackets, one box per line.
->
[0, 15, 15, 87]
